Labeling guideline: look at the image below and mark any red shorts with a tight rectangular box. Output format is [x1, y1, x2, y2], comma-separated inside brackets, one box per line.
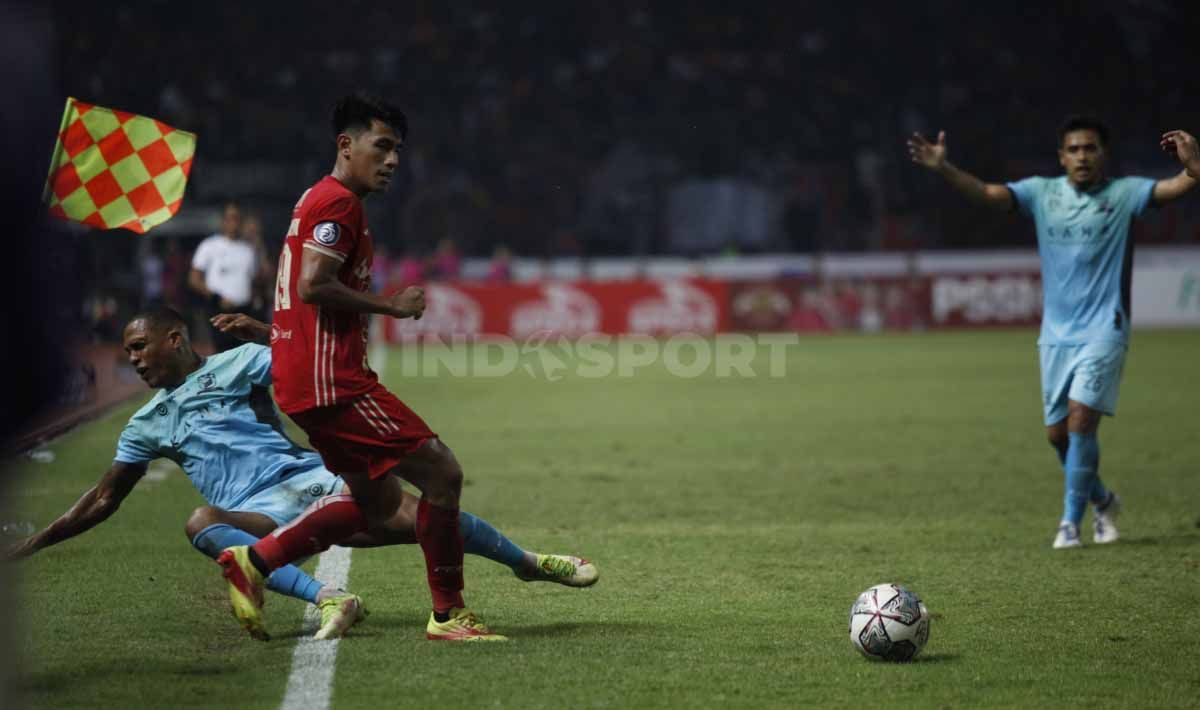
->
[289, 384, 437, 479]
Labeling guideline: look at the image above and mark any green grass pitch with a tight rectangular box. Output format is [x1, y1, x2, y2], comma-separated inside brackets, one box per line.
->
[7, 330, 1200, 708]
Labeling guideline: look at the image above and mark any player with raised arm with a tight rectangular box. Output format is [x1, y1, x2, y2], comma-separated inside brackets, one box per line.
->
[6, 308, 596, 640]
[216, 93, 529, 641]
[908, 116, 1197, 549]
[1161, 129, 1200, 179]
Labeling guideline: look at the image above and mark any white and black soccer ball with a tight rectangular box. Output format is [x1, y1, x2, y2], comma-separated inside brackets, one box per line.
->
[848, 583, 931, 662]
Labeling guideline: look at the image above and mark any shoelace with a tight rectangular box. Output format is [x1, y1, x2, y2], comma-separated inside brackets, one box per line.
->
[454, 612, 489, 631]
[319, 597, 352, 621]
[539, 556, 577, 578]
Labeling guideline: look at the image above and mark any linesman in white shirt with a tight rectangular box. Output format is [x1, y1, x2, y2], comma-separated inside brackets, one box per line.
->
[189, 203, 259, 351]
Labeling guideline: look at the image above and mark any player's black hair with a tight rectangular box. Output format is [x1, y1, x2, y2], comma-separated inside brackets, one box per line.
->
[1058, 115, 1110, 147]
[332, 92, 408, 142]
[129, 306, 189, 336]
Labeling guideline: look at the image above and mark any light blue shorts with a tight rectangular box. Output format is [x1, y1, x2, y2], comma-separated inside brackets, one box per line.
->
[1038, 341, 1128, 426]
[230, 465, 346, 526]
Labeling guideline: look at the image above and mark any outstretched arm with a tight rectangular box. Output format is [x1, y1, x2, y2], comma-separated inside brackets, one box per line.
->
[4, 461, 147, 560]
[211, 313, 271, 344]
[908, 130, 1014, 212]
[1155, 130, 1200, 204]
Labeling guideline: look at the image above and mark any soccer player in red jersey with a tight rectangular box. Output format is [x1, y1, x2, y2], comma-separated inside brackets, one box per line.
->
[217, 93, 514, 641]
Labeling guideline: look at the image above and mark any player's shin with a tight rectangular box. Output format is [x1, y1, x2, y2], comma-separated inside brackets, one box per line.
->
[192, 523, 324, 603]
[417, 498, 465, 614]
[252, 494, 368, 573]
[459, 511, 527, 570]
[1063, 432, 1100, 525]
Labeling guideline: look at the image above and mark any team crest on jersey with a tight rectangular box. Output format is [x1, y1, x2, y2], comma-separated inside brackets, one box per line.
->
[155, 403, 169, 416]
[313, 222, 340, 246]
[199, 373, 216, 391]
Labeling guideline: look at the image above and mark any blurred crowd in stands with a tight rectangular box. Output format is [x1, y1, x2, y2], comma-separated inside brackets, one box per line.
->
[56, 1, 1200, 261]
[52, 1, 1200, 345]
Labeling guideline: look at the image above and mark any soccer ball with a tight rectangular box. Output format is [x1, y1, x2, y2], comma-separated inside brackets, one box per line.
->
[848, 583, 931, 662]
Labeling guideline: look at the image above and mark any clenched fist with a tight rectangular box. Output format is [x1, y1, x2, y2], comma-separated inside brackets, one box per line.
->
[391, 286, 426, 320]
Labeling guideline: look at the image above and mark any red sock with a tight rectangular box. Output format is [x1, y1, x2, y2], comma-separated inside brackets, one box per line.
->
[416, 498, 465, 613]
[253, 494, 368, 572]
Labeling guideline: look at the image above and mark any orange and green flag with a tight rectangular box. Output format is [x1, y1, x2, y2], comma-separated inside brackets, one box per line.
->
[43, 97, 197, 234]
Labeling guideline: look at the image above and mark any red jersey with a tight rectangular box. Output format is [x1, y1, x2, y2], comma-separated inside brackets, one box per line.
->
[271, 175, 378, 414]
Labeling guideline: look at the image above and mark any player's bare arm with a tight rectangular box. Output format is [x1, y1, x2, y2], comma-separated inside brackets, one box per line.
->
[907, 130, 1014, 211]
[1160, 129, 1200, 186]
[297, 247, 425, 319]
[4, 461, 147, 560]
[211, 313, 271, 344]
[187, 267, 209, 297]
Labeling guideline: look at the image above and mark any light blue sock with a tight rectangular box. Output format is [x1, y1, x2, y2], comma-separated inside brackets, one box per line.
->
[459, 511, 528, 570]
[191, 523, 324, 603]
[1055, 441, 1108, 505]
[1063, 432, 1100, 525]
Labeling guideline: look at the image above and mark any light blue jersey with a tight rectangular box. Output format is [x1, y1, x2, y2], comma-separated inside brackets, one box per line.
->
[1007, 175, 1155, 345]
[115, 344, 328, 511]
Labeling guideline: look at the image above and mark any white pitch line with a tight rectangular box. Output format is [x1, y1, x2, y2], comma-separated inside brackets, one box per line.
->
[280, 316, 385, 709]
[279, 545, 353, 710]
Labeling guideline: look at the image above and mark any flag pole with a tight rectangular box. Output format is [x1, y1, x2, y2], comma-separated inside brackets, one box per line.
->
[41, 96, 76, 205]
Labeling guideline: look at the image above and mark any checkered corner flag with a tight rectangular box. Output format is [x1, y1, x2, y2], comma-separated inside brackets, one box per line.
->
[43, 97, 197, 234]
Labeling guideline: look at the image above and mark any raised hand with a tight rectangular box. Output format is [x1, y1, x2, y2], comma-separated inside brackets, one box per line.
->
[210, 313, 269, 342]
[390, 286, 426, 320]
[1161, 130, 1200, 178]
[907, 130, 948, 171]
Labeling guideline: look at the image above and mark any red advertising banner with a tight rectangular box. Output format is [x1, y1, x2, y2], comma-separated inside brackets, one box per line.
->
[384, 279, 730, 341]
[728, 277, 933, 333]
[928, 272, 1042, 327]
[381, 272, 1041, 342]
[726, 273, 1041, 332]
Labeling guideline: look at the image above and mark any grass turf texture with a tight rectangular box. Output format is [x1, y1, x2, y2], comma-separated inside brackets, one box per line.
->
[7, 330, 1200, 709]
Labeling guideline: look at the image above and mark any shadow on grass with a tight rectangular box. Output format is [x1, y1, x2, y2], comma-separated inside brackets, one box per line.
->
[913, 652, 960, 664]
[271, 614, 648, 641]
[1102, 533, 1200, 548]
[506, 621, 648, 638]
[20, 659, 233, 694]
[270, 626, 322, 641]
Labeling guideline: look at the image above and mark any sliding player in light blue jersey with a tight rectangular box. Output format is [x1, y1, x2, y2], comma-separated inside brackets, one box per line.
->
[6, 307, 596, 640]
[908, 115, 1198, 549]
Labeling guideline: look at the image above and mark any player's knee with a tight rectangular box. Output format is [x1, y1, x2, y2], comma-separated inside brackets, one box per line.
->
[436, 459, 463, 498]
[1046, 429, 1068, 451]
[421, 451, 463, 500]
[421, 440, 463, 496]
[184, 505, 224, 540]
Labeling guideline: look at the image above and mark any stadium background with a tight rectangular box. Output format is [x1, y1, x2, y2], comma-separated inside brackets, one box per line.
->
[16, 0, 1198, 439]
[5, 3, 1200, 708]
[43, 1, 1200, 343]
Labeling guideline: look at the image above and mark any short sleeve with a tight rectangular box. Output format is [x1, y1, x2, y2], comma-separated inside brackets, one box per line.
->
[114, 422, 157, 465]
[301, 195, 360, 264]
[191, 236, 215, 271]
[1006, 177, 1042, 218]
[1127, 176, 1156, 217]
[243, 344, 273, 386]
